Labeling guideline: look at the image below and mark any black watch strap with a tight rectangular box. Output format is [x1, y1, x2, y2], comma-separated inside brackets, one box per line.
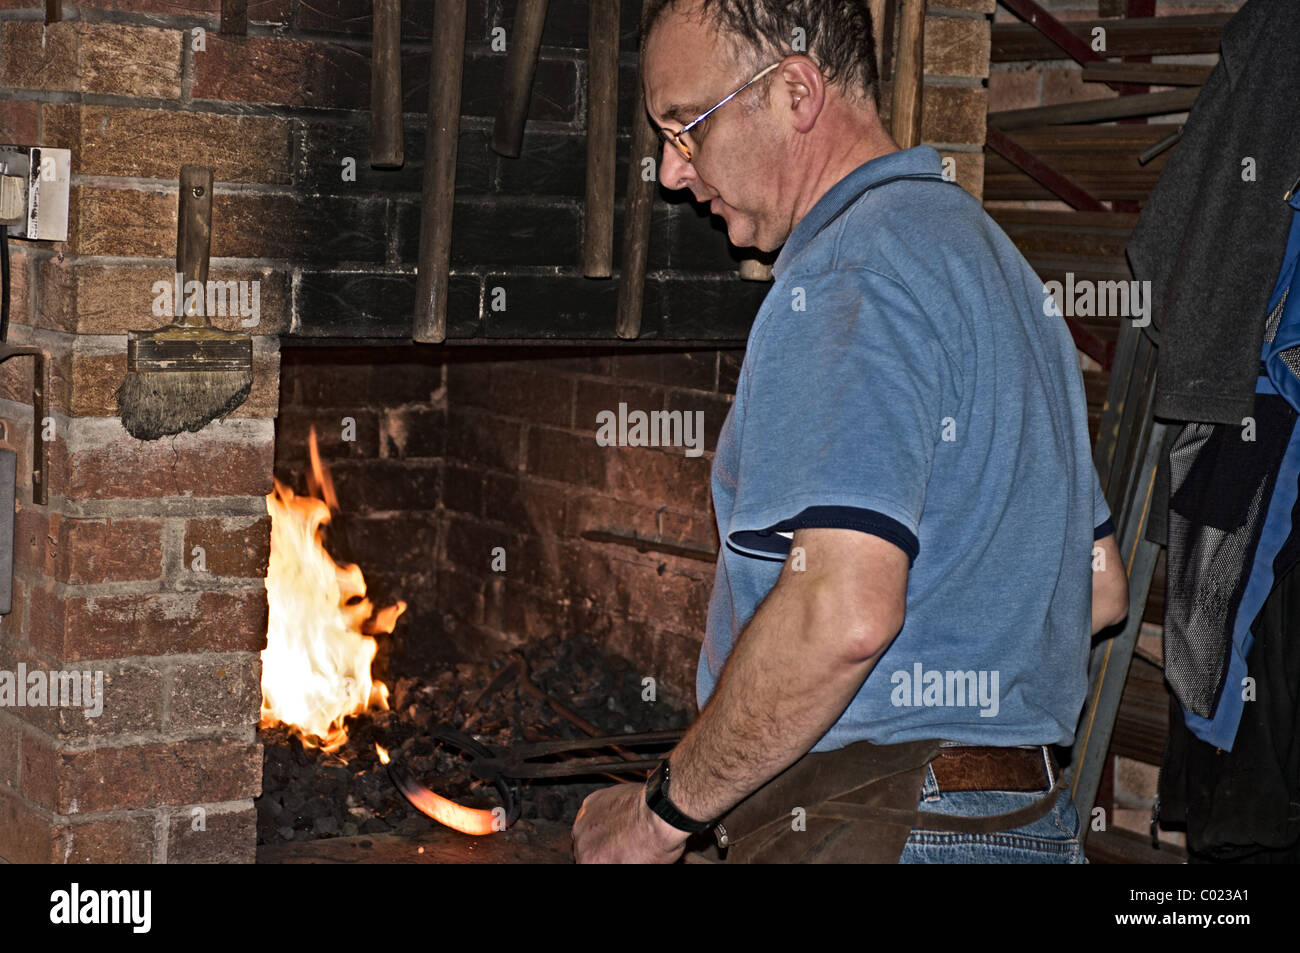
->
[644, 759, 714, 834]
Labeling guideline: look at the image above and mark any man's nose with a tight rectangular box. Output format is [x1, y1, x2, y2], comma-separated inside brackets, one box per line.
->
[658, 142, 696, 192]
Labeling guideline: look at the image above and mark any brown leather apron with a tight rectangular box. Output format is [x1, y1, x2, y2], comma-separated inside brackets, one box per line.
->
[685, 739, 1066, 864]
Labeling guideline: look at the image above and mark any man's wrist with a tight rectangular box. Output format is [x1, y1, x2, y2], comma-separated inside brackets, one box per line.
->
[640, 785, 693, 851]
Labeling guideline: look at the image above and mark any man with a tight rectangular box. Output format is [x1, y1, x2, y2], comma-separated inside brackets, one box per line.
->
[572, 0, 1129, 863]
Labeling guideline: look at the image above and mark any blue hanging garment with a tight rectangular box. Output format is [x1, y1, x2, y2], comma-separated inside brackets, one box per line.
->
[1164, 186, 1300, 750]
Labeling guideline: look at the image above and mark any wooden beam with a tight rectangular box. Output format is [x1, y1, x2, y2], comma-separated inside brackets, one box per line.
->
[992, 13, 1231, 62]
[989, 88, 1199, 131]
[1082, 61, 1212, 87]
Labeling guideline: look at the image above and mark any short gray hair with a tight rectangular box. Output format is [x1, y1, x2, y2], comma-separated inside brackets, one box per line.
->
[640, 0, 881, 108]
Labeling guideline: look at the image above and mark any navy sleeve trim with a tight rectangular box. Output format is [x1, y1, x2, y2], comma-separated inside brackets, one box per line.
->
[727, 505, 920, 567]
[1093, 517, 1115, 541]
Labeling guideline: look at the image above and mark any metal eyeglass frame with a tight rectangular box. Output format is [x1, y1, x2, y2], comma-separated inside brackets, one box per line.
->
[657, 61, 783, 162]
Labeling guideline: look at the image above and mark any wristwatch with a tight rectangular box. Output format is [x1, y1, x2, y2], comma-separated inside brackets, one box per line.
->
[644, 758, 715, 834]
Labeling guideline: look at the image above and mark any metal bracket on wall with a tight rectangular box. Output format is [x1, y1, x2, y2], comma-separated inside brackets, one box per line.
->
[0, 346, 47, 505]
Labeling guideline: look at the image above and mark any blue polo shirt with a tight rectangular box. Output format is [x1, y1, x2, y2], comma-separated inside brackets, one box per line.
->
[699, 146, 1112, 751]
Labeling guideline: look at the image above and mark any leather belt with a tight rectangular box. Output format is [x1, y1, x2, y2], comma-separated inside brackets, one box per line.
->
[928, 744, 1056, 793]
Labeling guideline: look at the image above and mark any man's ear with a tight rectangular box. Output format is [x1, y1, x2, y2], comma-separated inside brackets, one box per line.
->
[780, 56, 825, 134]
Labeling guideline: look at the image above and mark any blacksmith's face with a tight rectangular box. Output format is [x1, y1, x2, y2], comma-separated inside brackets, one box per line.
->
[642, 6, 789, 252]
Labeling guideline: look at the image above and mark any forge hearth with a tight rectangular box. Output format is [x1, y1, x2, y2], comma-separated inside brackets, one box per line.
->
[255, 633, 691, 852]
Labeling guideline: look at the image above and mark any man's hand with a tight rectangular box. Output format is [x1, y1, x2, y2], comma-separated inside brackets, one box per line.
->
[571, 782, 691, 864]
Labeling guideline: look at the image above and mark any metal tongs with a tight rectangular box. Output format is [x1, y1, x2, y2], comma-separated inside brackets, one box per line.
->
[432, 726, 685, 782]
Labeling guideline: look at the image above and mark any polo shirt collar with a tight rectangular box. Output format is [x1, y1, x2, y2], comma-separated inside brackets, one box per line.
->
[772, 145, 943, 278]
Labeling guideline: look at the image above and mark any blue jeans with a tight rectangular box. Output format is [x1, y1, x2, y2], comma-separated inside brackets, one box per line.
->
[897, 749, 1085, 864]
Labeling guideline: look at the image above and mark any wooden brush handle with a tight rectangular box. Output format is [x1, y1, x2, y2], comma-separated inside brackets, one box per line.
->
[371, 0, 404, 168]
[177, 165, 214, 328]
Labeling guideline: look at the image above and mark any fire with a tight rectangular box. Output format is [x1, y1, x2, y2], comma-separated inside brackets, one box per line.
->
[260, 430, 405, 753]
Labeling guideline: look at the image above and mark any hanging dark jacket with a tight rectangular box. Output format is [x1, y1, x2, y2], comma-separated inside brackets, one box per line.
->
[1126, 0, 1300, 428]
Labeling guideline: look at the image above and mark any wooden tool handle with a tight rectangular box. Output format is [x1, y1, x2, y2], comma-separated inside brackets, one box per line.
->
[890, 0, 925, 149]
[615, 96, 658, 340]
[583, 0, 620, 278]
[492, 0, 549, 158]
[412, 0, 467, 343]
[177, 165, 213, 328]
[371, 0, 404, 168]
[220, 0, 247, 35]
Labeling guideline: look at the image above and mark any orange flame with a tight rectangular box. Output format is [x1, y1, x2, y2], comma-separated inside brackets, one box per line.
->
[260, 429, 406, 753]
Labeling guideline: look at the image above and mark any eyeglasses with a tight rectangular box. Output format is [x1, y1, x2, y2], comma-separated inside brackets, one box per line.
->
[656, 61, 782, 163]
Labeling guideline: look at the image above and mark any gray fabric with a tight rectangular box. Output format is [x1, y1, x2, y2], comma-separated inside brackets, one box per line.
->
[1126, 0, 1300, 426]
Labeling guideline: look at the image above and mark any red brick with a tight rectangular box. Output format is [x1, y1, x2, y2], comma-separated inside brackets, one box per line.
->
[574, 379, 664, 434]
[447, 411, 522, 473]
[30, 586, 268, 660]
[924, 16, 990, 79]
[13, 503, 53, 578]
[58, 422, 274, 500]
[168, 655, 261, 733]
[0, 99, 39, 145]
[22, 734, 262, 813]
[446, 363, 572, 426]
[0, 22, 78, 91]
[57, 661, 166, 739]
[441, 515, 525, 581]
[604, 445, 712, 512]
[167, 803, 256, 863]
[566, 492, 717, 555]
[67, 185, 173, 257]
[0, 717, 18, 792]
[60, 516, 165, 585]
[183, 516, 271, 579]
[526, 427, 605, 489]
[43, 104, 292, 184]
[481, 474, 568, 537]
[0, 641, 58, 736]
[37, 260, 291, 335]
[0, 22, 182, 98]
[56, 814, 157, 864]
[486, 580, 572, 641]
[921, 84, 987, 146]
[192, 34, 368, 109]
[0, 787, 57, 863]
[80, 23, 183, 97]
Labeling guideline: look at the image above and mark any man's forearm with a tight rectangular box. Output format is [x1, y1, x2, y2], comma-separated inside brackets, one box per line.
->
[662, 578, 886, 825]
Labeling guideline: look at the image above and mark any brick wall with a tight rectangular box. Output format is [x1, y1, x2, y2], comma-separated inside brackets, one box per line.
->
[0, 4, 284, 862]
[0, 0, 995, 863]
